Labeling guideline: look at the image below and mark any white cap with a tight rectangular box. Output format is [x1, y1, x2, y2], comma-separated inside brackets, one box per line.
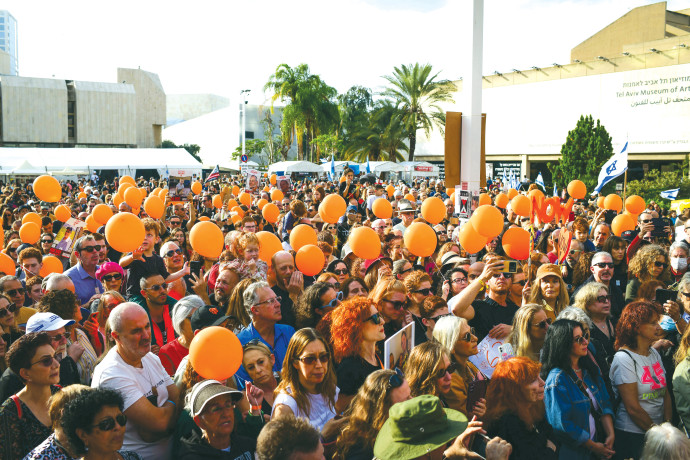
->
[26, 312, 75, 333]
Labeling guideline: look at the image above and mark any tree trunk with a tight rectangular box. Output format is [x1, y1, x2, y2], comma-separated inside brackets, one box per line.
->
[408, 132, 416, 162]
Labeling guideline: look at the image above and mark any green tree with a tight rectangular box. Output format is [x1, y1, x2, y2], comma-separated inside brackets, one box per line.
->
[161, 140, 202, 163]
[626, 159, 690, 209]
[311, 133, 342, 161]
[548, 115, 613, 192]
[343, 100, 408, 163]
[260, 109, 292, 163]
[231, 139, 266, 161]
[338, 86, 373, 139]
[381, 63, 456, 162]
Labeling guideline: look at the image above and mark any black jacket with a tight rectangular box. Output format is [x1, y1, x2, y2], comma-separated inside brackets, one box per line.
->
[176, 430, 255, 460]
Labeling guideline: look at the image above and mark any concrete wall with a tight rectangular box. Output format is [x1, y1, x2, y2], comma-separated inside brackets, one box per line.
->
[0, 49, 9, 75]
[74, 81, 136, 145]
[117, 68, 166, 148]
[0, 76, 68, 143]
[167, 94, 229, 126]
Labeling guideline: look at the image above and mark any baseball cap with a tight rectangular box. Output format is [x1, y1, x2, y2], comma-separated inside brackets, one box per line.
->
[26, 312, 75, 333]
[191, 305, 230, 331]
[347, 205, 358, 214]
[189, 379, 243, 417]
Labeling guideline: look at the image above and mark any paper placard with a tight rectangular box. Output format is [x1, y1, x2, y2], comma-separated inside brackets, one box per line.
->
[384, 322, 415, 371]
[468, 335, 507, 378]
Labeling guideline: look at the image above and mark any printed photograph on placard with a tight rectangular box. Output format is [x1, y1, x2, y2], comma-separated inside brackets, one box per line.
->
[384, 322, 414, 370]
[168, 176, 191, 202]
[276, 175, 292, 196]
[50, 217, 87, 258]
[246, 169, 261, 193]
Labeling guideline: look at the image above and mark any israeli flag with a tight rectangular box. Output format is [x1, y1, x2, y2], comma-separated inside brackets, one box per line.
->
[553, 183, 558, 197]
[502, 170, 509, 190]
[366, 157, 371, 174]
[330, 155, 335, 181]
[661, 188, 680, 200]
[510, 170, 516, 189]
[594, 142, 628, 194]
[536, 172, 545, 190]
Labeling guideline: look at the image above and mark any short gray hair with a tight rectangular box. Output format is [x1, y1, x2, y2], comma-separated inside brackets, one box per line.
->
[640, 422, 690, 460]
[590, 251, 613, 267]
[42, 273, 73, 292]
[670, 241, 690, 257]
[159, 241, 179, 258]
[243, 281, 271, 312]
[172, 295, 204, 336]
[108, 302, 146, 334]
[557, 306, 594, 331]
[680, 273, 690, 296]
[433, 315, 468, 354]
[74, 235, 95, 253]
[0, 275, 19, 292]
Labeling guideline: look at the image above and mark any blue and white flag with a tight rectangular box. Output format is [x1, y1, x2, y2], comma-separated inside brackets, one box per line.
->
[329, 155, 335, 181]
[536, 172, 545, 190]
[661, 188, 680, 200]
[553, 183, 558, 197]
[593, 142, 628, 194]
[366, 157, 371, 174]
[502, 170, 509, 190]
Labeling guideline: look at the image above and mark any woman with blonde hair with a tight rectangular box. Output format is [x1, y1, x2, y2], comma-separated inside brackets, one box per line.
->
[508, 303, 550, 362]
[528, 263, 570, 321]
[627, 244, 671, 302]
[404, 341, 454, 403]
[225, 278, 255, 332]
[272, 328, 339, 431]
[241, 340, 279, 414]
[573, 281, 616, 359]
[432, 315, 486, 417]
[369, 277, 410, 339]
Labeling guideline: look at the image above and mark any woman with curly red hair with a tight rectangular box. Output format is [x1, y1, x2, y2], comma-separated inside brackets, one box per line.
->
[484, 357, 558, 459]
[330, 297, 386, 414]
[610, 301, 672, 460]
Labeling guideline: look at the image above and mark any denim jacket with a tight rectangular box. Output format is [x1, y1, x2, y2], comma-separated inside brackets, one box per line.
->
[544, 367, 614, 460]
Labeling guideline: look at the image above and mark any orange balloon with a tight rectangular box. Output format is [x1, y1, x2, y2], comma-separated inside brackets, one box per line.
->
[199, 216, 211, 222]
[263, 185, 270, 192]
[232, 185, 240, 196]
[597, 196, 605, 209]
[191, 181, 202, 195]
[212, 194, 223, 209]
[262, 203, 280, 223]
[85, 215, 100, 233]
[120, 175, 136, 186]
[290, 224, 318, 251]
[32, 175, 62, 202]
[457, 223, 488, 255]
[231, 206, 245, 219]
[118, 182, 133, 197]
[625, 195, 646, 214]
[372, 198, 393, 219]
[404, 193, 415, 202]
[190, 221, 224, 259]
[502, 227, 531, 260]
[92, 204, 113, 225]
[529, 189, 544, 206]
[159, 189, 168, 200]
[256, 231, 283, 263]
[495, 193, 509, 209]
[420, 197, 446, 225]
[189, 326, 242, 381]
[270, 174, 277, 186]
[386, 185, 395, 198]
[611, 214, 635, 236]
[320, 194, 347, 224]
[19, 222, 41, 244]
[54, 205, 71, 222]
[507, 189, 518, 200]
[0, 252, 15, 276]
[348, 227, 381, 260]
[105, 212, 145, 253]
[77, 192, 87, 200]
[151, 187, 162, 197]
[446, 188, 455, 198]
[470, 205, 504, 238]
[567, 180, 587, 199]
[239, 192, 252, 207]
[113, 193, 124, 208]
[39, 255, 63, 278]
[478, 193, 491, 206]
[295, 244, 325, 276]
[603, 194, 623, 213]
[271, 189, 284, 202]
[403, 222, 437, 257]
[226, 199, 238, 210]
[143, 195, 165, 219]
[22, 212, 42, 227]
[340, 176, 347, 183]
[257, 198, 268, 210]
[124, 186, 143, 209]
[231, 214, 241, 225]
[510, 194, 530, 217]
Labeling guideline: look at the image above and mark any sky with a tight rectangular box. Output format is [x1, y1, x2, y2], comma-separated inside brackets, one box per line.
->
[5, 0, 688, 107]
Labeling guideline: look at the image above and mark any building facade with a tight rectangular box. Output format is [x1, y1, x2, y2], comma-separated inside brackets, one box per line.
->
[0, 11, 18, 76]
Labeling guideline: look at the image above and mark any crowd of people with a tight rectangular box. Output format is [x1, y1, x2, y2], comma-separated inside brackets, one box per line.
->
[0, 168, 689, 459]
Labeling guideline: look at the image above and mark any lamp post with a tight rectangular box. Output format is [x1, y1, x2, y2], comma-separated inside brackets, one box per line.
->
[240, 89, 251, 161]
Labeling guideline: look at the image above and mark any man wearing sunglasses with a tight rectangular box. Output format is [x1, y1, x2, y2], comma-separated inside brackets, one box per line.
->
[0, 275, 37, 330]
[572, 251, 625, 322]
[64, 236, 105, 307]
[131, 274, 177, 355]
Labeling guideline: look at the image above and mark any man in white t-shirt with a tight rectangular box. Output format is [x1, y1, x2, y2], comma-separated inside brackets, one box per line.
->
[91, 302, 179, 459]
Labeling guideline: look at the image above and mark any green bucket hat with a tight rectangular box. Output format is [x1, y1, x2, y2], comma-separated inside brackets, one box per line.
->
[373, 395, 468, 460]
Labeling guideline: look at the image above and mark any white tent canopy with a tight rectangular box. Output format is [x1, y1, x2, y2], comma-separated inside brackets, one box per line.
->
[320, 160, 360, 174]
[361, 161, 405, 173]
[399, 161, 440, 178]
[268, 161, 323, 174]
[49, 167, 89, 176]
[6, 160, 46, 176]
[227, 159, 260, 171]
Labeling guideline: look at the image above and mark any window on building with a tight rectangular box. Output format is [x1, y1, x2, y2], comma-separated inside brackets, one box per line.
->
[245, 131, 254, 140]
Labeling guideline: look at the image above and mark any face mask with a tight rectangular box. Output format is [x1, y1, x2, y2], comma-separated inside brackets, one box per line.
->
[671, 257, 687, 272]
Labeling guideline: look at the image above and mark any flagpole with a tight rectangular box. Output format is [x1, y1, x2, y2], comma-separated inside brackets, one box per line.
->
[623, 170, 627, 202]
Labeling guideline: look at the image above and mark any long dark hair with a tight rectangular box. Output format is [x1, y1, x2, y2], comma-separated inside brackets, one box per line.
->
[539, 319, 599, 380]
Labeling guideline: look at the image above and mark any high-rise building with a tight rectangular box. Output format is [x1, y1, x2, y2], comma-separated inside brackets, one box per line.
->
[0, 10, 18, 75]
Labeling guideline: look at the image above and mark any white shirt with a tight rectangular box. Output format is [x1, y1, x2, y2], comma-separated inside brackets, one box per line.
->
[92, 348, 174, 459]
[272, 386, 339, 432]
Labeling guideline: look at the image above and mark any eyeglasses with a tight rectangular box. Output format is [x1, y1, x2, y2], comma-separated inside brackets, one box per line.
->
[460, 327, 477, 342]
[532, 318, 553, 329]
[321, 291, 343, 309]
[430, 312, 453, 321]
[169, 221, 181, 226]
[295, 353, 330, 365]
[92, 414, 128, 431]
[574, 331, 590, 345]
[80, 245, 103, 253]
[654, 261, 668, 269]
[4, 288, 25, 297]
[50, 332, 70, 342]
[569, 249, 582, 255]
[334, 268, 348, 275]
[101, 273, 123, 282]
[0, 303, 18, 318]
[164, 249, 183, 258]
[381, 299, 407, 310]
[413, 288, 432, 296]
[30, 354, 58, 367]
[365, 312, 383, 325]
[255, 296, 281, 306]
[492, 272, 513, 279]
[41, 239, 53, 244]
[436, 362, 458, 379]
[640, 219, 653, 224]
[596, 295, 612, 303]
[436, 231, 445, 236]
[593, 262, 614, 269]
[388, 368, 405, 389]
[451, 277, 468, 285]
[7, 247, 17, 254]
[145, 283, 168, 291]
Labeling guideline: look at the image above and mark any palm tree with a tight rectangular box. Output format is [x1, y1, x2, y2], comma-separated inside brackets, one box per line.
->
[381, 63, 457, 162]
[265, 64, 310, 160]
[343, 101, 407, 163]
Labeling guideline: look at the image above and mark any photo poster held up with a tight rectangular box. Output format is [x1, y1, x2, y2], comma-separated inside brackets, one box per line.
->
[468, 335, 511, 379]
[50, 217, 87, 258]
[276, 175, 292, 196]
[245, 169, 261, 194]
[384, 322, 415, 372]
[168, 176, 192, 202]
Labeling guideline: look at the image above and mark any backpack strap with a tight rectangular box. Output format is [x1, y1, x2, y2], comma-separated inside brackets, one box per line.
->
[10, 394, 22, 419]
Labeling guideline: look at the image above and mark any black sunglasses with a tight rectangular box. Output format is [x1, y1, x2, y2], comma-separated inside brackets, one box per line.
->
[574, 331, 590, 345]
[382, 299, 407, 310]
[533, 318, 553, 329]
[41, 239, 53, 244]
[654, 261, 668, 269]
[164, 249, 183, 258]
[7, 247, 17, 254]
[80, 245, 103, 253]
[593, 262, 614, 269]
[431, 312, 453, 321]
[436, 362, 458, 379]
[92, 413, 128, 431]
[0, 303, 18, 318]
[413, 288, 432, 296]
[388, 368, 405, 389]
[492, 272, 513, 279]
[30, 355, 58, 367]
[169, 221, 181, 226]
[365, 312, 383, 325]
[101, 273, 123, 282]
[596, 295, 612, 303]
[295, 353, 330, 365]
[460, 327, 477, 342]
[146, 283, 168, 291]
[334, 269, 348, 275]
[4, 288, 25, 297]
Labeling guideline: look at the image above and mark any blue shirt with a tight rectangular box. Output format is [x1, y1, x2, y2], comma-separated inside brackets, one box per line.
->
[64, 263, 104, 305]
[234, 322, 295, 390]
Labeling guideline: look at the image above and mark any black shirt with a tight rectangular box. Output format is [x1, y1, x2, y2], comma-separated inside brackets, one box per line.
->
[488, 412, 557, 460]
[469, 297, 520, 341]
[336, 355, 383, 396]
[124, 253, 170, 298]
[272, 284, 296, 329]
[572, 275, 625, 322]
[410, 313, 427, 346]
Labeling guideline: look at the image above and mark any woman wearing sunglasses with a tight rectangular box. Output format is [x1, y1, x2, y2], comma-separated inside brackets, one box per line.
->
[61, 387, 142, 460]
[326, 259, 349, 285]
[529, 264, 570, 322]
[541, 319, 615, 460]
[272, 328, 339, 431]
[404, 341, 454, 404]
[433, 315, 486, 418]
[327, 369, 411, 460]
[419, 296, 452, 342]
[0, 293, 22, 348]
[403, 270, 434, 345]
[0, 332, 61, 460]
[295, 282, 342, 330]
[626, 244, 671, 303]
[573, 282, 617, 360]
[39, 233, 54, 256]
[508, 304, 550, 362]
[330, 297, 386, 412]
[95, 261, 125, 295]
[369, 278, 411, 339]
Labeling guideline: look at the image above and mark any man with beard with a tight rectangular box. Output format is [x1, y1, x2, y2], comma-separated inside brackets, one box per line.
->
[64, 235, 104, 307]
[573, 251, 625, 322]
[131, 274, 177, 355]
[269, 251, 309, 328]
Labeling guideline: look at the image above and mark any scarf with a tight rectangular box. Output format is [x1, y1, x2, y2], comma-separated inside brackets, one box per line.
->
[152, 306, 175, 346]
